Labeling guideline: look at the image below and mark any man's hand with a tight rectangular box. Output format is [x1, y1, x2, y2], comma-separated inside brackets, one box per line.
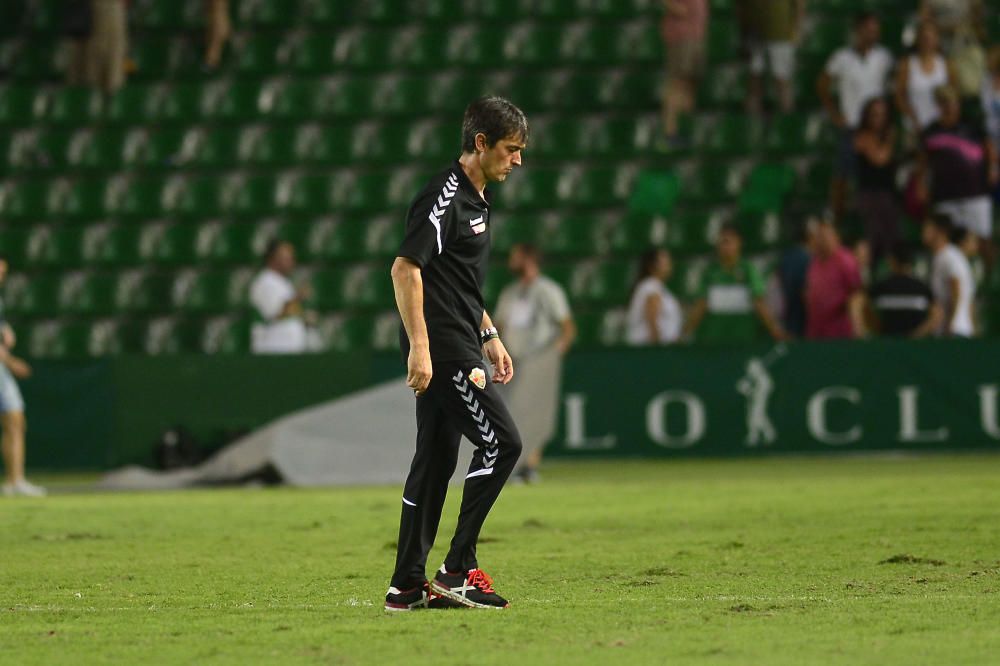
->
[5, 355, 31, 380]
[1, 324, 15, 350]
[406, 344, 432, 396]
[483, 338, 514, 384]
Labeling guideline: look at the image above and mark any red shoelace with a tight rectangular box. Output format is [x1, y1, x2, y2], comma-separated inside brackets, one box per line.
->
[467, 568, 495, 594]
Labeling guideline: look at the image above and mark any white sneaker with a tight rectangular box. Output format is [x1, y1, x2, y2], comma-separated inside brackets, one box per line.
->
[2, 479, 47, 497]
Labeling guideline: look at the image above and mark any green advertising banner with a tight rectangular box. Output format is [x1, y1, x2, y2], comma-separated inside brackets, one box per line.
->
[546, 340, 1000, 457]
[16, 341, 1000, 471]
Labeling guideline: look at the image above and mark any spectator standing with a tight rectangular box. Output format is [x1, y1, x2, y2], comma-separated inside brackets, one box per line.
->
[983, 47, 1000, 203]
[205, 0, 231, 70]
[249, 240, 315, 354]
[64, 1, 92, 86]
[85, 0, 127, 94]
[805, 219, 865, 338]
[895, 21, 956, 133]
[853, 97, 901, 269]
[817, 13, 894, 218]
[867, 243, 942, 337]
[684, 225, 787, 344]
[919, 0, 985, 54]
[923, 214, 977, 336]
[626, 248, 683, 345]
[917, 85, 998, 270]
[738, 0, 805, 114]
[776, 219, 817, 338]
[0, 258, 45, 498]
[660, 0, 708, 146]
[494, 243, 575, 483]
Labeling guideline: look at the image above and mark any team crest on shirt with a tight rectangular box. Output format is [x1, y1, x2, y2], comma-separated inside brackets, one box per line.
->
[468, 367, 487, 390]
[469, 216, 486, 235]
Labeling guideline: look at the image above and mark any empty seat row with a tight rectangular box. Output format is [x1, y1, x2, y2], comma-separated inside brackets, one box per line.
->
[1, 115, 666, 174]
[0, 161, 645, 221]
[0, 69, 662, 126]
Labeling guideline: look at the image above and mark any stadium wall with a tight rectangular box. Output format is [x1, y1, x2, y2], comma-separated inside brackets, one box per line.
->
[22, 341, 1000, 471]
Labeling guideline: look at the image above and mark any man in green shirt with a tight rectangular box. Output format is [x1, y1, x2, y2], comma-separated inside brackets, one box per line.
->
[684, 224, 787, 344]
[738, 0, 805, 114]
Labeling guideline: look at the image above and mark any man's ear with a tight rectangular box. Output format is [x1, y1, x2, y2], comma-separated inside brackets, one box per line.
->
[475, 132, 487, 153]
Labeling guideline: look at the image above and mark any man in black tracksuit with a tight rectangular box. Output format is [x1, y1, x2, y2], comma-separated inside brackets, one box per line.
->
[384, 97, 529, 611]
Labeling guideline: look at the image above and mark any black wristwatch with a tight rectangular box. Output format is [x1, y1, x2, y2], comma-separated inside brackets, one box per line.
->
[480, 326, 499, 345]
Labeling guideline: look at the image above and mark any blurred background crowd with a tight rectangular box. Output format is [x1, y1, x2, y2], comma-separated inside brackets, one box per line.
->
[0, 0, 999, 360]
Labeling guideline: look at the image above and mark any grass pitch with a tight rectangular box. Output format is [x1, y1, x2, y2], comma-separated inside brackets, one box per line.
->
[3, 455, 1000, 665]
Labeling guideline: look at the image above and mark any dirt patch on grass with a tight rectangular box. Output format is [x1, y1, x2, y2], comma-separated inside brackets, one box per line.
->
[879, 554, 946, 566]
[642, 566, 685, 577]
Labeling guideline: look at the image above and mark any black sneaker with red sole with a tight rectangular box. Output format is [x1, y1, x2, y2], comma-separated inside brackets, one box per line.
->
[384, 581, 465, 611]
[430, 566, 510, 609]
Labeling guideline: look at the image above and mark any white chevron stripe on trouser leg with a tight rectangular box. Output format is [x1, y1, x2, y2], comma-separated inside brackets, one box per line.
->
[452, 370, 500, 478]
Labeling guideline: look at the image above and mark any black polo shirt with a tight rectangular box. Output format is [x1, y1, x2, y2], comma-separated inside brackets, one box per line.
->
[397, 161, 492, 362]
[870, 274, 934, 337]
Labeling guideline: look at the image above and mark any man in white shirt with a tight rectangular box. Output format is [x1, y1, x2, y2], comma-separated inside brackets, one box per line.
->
[494, 243, 576, 483]
[923, 215, 976, 337]
[249, 240, 314, 354]
[817, 12, 894, 217]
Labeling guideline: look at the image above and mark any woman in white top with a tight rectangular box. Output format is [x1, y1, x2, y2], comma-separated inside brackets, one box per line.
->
[626, 248, 683, 345]
[895, 21, 956, 132]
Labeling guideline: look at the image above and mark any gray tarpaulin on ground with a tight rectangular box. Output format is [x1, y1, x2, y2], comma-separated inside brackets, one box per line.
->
[99, 379, 474, 490]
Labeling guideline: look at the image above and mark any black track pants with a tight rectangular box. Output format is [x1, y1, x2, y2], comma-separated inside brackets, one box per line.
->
[390, 359, 522, 588]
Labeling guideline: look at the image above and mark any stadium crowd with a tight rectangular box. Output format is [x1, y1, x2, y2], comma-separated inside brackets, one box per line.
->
[655, 0, 996, 343]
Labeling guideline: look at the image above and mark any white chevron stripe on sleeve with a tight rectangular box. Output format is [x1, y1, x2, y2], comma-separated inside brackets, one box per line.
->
[426, 172, 461, 255]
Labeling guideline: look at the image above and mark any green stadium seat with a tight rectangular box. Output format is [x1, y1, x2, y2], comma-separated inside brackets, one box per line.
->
[141, 222, 200, 266]
[698, 64, 745, 109]
[132, 35, 201, 81]
[418, 0, 465, 22]
[340, 264, 396, 310]
[106, 83, 167, 125]
[310, 267, 349, 310]
[137, 316, 188, 354]
[585, 261, 634, 305]
[39, 86, 104, 126]
[197, 316, 251, 354]
[199, 80, 263, 122]
[116, 269, 176, 314]
[574, 309, 626, 347]
[801, 21, 846, 59]
[362, 215, 405, 259]
[442, 25, 504, 68]
[0, 227, 30, 266]
[481, 263, 510, 306]
[0, 178, 60, 221]
[234, 34, 285, 75]
[60, 178, 111, 220]
[201, 222, 264, 263]
[136, 0, 203, 30]
[325, 314, 376, 353]
[738, 163, 797, 214]
[630, 170, 681, 217]
[238, 125, 297, 166]
[9, 39, 62, 81]
[331, 28, 391, 71]
[172, 268, 253, 313]
[0, 86, 38, 125]
[735, 210, 784, 250]
[292, 123, 352, 165]
[425, 73, 483, 114]
[31, 129, 73, 171]
[157, 82, 203, 123]
[235, 0, 289, 27]
[301, 218, 367, 261]
[679, 160, 750, 204]
[542, 213, 610, 257]
[370, 76, 430, 117]
[299, 0, 349, 25]
[615, 21, 662, 64]
[695, 114, 764, 156]
[388, 27, 448, 70]
[801, 159, 833, 203]
[497, 168, 560, 210]
[503, 24, 563, 66]
[7, 273, 61, 317]
[406, 120, 459, 165]
[60, 272, 117, 316]
[287, 33, 335, 73]
[491, 214, 546, 253]
[27, 224, 90, 268]
[357, 0, 411, 23]
[67, 128, 128, 170]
